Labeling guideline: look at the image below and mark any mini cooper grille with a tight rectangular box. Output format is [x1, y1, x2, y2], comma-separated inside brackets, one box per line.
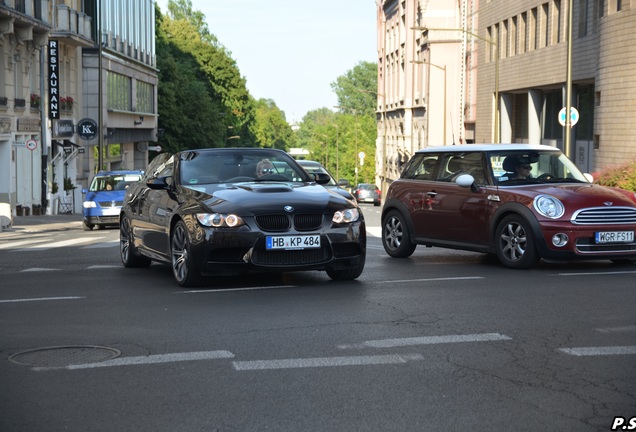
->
[255, 214, 324, 232]
[572, 207, 636, 225]
[575, 238, 636, 253]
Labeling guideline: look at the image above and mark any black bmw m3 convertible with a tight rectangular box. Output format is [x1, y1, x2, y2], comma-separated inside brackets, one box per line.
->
[119, 147, 366, 287]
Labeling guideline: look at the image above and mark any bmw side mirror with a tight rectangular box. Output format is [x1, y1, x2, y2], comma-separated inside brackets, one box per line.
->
[313, 172, 331, 185]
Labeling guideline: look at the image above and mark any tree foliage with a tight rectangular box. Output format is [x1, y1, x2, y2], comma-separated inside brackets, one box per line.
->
[157, 0, 256, 150]
[295, 62, 379, 187]
[331, 61, 378, 117]
[156, 9, 225, 152]
[252, 98, 295, 150]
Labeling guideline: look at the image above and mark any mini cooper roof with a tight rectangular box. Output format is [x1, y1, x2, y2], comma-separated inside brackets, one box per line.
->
[414, 144, 561, 154]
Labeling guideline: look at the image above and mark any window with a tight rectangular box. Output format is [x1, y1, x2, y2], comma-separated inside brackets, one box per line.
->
[579, 0, 589, 37]
[136, 81, 154, 114]
[106, 71, 131, 111]
[577, 85, 594, 141]
[512, 93, 529, 141]
[544, 91, 561, 140]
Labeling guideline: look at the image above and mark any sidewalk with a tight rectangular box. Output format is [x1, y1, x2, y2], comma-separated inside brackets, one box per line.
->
[0, 213, 84, 235]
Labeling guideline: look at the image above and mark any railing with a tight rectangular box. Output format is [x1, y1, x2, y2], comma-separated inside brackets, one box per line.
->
[55, 4, 92, 40]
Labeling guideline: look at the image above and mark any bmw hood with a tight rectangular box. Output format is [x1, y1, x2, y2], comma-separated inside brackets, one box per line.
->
[186, 182, 355, 214]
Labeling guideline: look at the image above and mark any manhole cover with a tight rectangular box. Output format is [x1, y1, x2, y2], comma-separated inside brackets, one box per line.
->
[9, 345, 121, 367]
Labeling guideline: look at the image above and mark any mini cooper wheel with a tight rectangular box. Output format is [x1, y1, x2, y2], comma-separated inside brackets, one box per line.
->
[495, 215, 539, 269]
[120, 215, 151, 268]
[171, 220, 201, 287]
[382, 210, 416, 258]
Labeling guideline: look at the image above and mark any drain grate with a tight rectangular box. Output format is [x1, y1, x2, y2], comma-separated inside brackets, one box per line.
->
[9, 345, 121, 367]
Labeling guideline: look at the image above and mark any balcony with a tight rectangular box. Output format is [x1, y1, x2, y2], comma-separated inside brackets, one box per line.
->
[0, 0, 52, 38]
[49, 4, 93, 47]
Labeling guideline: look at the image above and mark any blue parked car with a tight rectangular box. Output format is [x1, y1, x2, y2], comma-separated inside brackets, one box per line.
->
[82, 170, 143, 230]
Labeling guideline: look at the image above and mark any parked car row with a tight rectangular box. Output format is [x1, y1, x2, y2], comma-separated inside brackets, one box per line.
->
[110, 144, 636, 287]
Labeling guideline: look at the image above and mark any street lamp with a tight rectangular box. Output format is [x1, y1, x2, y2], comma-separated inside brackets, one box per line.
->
[414, 26, 500, 143]
[411, 60, 447, 145]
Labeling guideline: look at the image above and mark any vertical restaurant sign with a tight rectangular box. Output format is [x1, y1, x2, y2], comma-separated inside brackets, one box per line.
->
[48, 40, 59, 119]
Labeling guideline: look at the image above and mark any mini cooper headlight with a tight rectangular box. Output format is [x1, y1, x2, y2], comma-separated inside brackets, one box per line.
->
[533, 195, 565, 219]
[333, 208, 360, 224]
[196, 213, 244, 228]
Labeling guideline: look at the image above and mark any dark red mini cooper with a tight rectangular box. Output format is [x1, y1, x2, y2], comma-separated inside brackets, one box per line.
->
[381, 144, 636, 269]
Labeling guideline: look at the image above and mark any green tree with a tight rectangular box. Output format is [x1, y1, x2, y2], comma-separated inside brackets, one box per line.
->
[251, 98, 294, 150]
[330, 61, 378, 117]
[160, 1, 256, 148]
[156, 9, 225, 152]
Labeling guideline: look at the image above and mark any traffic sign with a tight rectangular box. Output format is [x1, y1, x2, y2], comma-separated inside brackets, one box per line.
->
[558, 107, 579, 127]
[25, 139, 38, 151]
[77, 118, 98, 140]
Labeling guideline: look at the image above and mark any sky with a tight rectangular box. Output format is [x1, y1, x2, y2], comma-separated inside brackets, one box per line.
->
[156, 0, 378, 123]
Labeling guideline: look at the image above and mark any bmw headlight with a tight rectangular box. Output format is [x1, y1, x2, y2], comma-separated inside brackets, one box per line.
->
[196, 213, 244, 228]
[333, 208, 360, 224]
[533, 195, 565, 219]
[83, 201, 96, 208]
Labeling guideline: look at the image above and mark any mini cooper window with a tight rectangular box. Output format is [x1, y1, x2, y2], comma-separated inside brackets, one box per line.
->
[439, 152, 488, 184]
[401, 154, 442, 181]
[492, 150, 589, 184]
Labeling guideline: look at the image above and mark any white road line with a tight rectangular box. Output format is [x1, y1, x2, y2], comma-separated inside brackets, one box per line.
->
[374, 276, 484, 284]
[367, 227, 381, 237]
[179, 285, 297, 294]
[82, 240, 119, 249]
[86, 265, 121, 269]
[20, 268, 60, 272]
[338, 333, 511, 349]
[0, 296, 84, 303]
[559, 346, 636, 356]
[596, 325, 636, 333]
[557, 270, 636, 276]
[233, 353, 424, 371]
[34, 350, 235, 371]
[13, 237, 106, 251]
[0, 239, 50, 250]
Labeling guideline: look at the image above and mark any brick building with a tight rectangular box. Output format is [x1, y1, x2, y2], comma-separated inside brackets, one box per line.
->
[375, 0, 636, 192]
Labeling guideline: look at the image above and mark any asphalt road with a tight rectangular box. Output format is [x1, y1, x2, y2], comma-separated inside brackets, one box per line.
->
[1, 207, 635, 431]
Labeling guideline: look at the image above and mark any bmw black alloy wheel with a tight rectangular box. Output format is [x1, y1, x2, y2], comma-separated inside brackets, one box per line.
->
[171, 220, 201, 287]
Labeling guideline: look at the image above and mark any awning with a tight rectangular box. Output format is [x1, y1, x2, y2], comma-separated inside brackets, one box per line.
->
[52, 140, 84, 163]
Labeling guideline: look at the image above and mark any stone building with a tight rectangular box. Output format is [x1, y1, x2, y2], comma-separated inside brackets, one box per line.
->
[0, 0, 157, 216]
[375, 0, 636, 192]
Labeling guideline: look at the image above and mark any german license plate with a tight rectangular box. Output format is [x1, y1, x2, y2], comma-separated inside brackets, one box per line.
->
[595, 231, 634, 243]
[364, 198, 374, 202]
[266, 235, 321, 250]
[102, 207, 121, 216]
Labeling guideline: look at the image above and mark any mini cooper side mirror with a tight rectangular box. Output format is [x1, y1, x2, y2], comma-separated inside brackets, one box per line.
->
[455, 174, 479, 192]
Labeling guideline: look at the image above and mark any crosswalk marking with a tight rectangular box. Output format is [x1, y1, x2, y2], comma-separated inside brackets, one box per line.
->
[12, 236, 106, 251]
[82, 240, 119, 249]
[0, 238, 50, 250]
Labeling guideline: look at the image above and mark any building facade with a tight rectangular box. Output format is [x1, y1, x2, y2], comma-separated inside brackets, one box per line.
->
[0, 0, 157, 216]
[376, 0, 636, 191]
